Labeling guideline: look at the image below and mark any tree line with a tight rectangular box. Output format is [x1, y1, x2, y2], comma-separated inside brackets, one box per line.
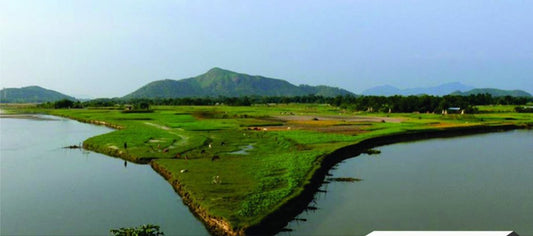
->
[42, 93, 532, 113]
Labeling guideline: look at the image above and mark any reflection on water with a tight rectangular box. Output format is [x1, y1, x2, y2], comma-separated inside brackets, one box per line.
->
[283, 130, 533, 236]
[0, 116, 208, 235]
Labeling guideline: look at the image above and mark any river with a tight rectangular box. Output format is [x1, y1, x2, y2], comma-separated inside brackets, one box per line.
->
[0, 115, 208, 235]
[283, 130, 533, 235]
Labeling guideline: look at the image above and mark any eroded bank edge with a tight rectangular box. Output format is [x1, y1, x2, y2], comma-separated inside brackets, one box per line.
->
[243, 124, 529, 235]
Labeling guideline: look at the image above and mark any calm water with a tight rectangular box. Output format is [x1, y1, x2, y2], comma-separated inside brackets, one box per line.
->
[284, 130, 533, 236]
[0, 115, 208, 235]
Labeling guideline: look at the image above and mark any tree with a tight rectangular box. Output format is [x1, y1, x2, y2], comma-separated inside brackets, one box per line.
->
[54, 99, 75, 109]
[138, 102, 150, 110]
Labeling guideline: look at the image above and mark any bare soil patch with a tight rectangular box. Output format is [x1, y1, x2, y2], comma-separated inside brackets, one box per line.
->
[251, 115, 403, 134]
[272, 115, 402, 123]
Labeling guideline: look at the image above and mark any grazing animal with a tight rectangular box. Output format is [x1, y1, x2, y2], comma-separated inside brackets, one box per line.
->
[174, 153, 181, 159]
[162, 148, 169, 153]
[220, 141, 225, 146]
[208, 144, 212, 149]
[211, 155, 220, 161]
[212, 176, 221, 184]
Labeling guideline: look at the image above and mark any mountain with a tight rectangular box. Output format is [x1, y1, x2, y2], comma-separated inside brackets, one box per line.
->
[124, 68, 354, 99]
[361, 85, 402, 96]
[363, 82, 474, 96]
[297, 85, 354, 97]
[0, 86, 76, 103]
[451, 88, 532, 97]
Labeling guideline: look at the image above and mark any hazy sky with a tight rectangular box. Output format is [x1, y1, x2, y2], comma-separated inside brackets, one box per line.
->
[1, 0, 532, 98]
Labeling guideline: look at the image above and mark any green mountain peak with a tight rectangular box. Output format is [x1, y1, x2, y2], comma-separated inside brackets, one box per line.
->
[123, 68, 354, 99]
[0, 86, 76, 103]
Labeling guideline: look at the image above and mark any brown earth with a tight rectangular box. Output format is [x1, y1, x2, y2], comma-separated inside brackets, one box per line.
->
[249, 115, 403, 134]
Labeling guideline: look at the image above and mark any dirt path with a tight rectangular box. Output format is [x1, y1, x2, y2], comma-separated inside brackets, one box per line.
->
[144, 122, 190, 145]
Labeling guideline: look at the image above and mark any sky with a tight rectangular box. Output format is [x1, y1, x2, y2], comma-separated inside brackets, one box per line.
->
[1, 0, 532, 98]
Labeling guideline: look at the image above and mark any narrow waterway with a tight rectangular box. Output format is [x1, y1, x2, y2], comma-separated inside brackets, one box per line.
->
[0, 115, 208, 235]
[283, 130, 533, 236]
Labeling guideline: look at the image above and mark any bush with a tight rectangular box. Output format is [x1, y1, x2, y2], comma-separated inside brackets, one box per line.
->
[53, 99, 82, 109]
[515, 106, 533, 113]
[110, 224, 164, 236]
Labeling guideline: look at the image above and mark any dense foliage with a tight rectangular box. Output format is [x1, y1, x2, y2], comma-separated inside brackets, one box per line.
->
[81, 93, 531, 114]
[328, 94, 530, 113]
[37, 99, 83, 109]
[515, 106, 533, 113]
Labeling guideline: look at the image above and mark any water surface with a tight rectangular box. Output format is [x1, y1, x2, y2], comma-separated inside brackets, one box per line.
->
[284, 130, 533, 236]
[0, 115, 208, 235]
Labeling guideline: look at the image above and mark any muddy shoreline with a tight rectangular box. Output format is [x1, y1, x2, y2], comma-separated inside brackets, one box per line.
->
[150, 161, 244, 236]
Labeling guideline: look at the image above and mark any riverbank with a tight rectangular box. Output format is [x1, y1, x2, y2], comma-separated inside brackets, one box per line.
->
[244, 123, 528, 235]
[3, 105, 532, 235]
[151, 161, 242, 236]
[150, 122, 528, 235]
[0, 116, 208, 235]
[145, 122, 530, 235]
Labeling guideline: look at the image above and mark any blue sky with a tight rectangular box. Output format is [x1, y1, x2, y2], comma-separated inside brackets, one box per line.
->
[1, 0, 532, 98]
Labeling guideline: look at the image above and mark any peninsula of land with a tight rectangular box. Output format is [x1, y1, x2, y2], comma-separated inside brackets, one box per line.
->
[4, 103, 531, 235]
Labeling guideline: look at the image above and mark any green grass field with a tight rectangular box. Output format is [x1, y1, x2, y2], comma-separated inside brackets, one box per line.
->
[4, 104, 532, 233]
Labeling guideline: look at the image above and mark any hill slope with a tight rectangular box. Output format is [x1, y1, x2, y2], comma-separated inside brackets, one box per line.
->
[451, 88, 532, 97]
[363, 82, 474, 96]
[0, 86, 76, 103]
[124, 68, 354, 99]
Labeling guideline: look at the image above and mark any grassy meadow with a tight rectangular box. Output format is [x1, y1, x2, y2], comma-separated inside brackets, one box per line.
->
[4, 104, 532, 232]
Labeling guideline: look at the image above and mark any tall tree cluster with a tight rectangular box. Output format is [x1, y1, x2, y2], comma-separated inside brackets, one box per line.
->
[42, 93, 531, 113]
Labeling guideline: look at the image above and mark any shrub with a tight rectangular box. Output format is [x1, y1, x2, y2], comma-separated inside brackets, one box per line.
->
[110, 224, 164, 236]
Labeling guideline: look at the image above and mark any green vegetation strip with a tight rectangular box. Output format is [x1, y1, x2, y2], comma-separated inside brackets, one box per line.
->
[4, 104, 532, 235]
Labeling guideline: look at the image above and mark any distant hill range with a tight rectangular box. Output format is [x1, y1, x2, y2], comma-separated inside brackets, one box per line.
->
[362, 82, 474, 96]
[363, 82, 531, 97]
[0, 86, 76, 103]
[123, 67, 354, 99]
[450, 88, 532, 97]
